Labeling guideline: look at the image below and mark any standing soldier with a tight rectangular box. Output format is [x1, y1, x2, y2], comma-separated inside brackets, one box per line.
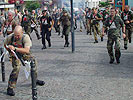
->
[102, 8, 126, 64]
[40, 10, 54, 49]
[0, 11, 17, 37]
[21, 9, 31, 38]
[86, 8, 92, 35]
[31, 10, 41, 40]
[59, 10, 71, 47]
[90, 7, 103, 43]
[121, 5, 133, 49]
[3, 26, 45, 96]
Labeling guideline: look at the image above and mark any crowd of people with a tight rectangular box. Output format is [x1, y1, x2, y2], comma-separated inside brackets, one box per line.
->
[0, 5, 132, 96]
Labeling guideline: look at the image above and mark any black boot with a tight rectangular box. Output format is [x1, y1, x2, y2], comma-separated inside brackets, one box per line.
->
[116, 58, 120, 64]
[42, 45, 46, 50]
[36, 80, 45, 86]
[94, 40, 98, 43]
[124, 45, 128, 50]
[66, 42, 69, 47]
[7, 87, 15, 96]
[101, 37, 103, 41]
[109, 58, 114, 64]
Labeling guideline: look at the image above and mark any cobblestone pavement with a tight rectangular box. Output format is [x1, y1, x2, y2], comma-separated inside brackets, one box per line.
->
[0, 26, 133, 100]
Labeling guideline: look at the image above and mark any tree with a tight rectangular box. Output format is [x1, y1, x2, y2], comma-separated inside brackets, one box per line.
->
[25, 1, 40, 12]
[99, 2, 110, 7]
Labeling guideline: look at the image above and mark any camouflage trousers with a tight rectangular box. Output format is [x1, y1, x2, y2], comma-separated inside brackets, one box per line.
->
[86, 19, 91, 33]
[107, 37, 121, 60]
[24, 26, 31, 38]
[8, 57, 37, 89]
[92, 23, 102, 41]
[124, 28, 132, 46]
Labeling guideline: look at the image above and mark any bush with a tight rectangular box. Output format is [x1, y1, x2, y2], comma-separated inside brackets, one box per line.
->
[99, 2, 110, 7]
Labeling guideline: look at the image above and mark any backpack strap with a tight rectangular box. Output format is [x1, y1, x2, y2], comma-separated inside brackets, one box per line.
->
[10, 34, 25, 47]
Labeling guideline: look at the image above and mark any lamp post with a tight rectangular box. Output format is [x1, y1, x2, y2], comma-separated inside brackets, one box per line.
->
[70, 0, 75, 53]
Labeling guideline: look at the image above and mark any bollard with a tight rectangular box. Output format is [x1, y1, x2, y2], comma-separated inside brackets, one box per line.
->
[30, 59, 37, 100]
[1, 48, 5, 82]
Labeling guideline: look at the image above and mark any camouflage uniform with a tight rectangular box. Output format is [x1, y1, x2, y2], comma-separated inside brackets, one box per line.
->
[31, 14, 41, 40]
[86, 11, 91, 35]
[4, 34, 37, 89]
[103, 15, 125, 63]
[90, 12, 103, 42]
[121, 10, 133, 49]
[21, 14, 31, 37]
[59, 11, 71, 47]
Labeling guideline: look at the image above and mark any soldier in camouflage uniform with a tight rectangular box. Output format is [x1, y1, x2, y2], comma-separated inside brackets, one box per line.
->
[102, 8, 126, 64]
[59, 10, 71, 47]
[21, 10, 31, 38]
[121, 5, 133, 49]
[4, 26, 45, 96]
[31, 10, 41, 40]
[90, 7, 103, 43]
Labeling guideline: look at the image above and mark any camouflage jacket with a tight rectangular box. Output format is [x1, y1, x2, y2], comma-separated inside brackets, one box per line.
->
[103, 15, 125, 37]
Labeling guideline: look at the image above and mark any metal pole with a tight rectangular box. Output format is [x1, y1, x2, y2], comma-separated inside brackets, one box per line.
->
[1, 48, 5, 82]
[70, 0, 75, 53]
[30, 59, 37, 100]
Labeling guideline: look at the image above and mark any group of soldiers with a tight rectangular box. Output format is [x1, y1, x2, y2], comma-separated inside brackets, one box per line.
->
[0, 5, 132, 97]
[76, 5, 132, 64]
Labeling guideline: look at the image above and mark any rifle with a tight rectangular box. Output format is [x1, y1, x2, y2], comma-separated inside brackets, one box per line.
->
[5, 45, 25, 66]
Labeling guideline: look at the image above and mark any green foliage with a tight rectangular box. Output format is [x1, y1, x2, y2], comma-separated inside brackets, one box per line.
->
[25, 1, 40, 12]
[99, 2, 110, 7]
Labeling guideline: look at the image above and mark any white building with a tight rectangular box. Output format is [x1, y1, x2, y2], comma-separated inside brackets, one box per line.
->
[85, 0, 101, 8]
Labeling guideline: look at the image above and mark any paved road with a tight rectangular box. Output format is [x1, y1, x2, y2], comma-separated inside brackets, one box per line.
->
[0, 25, 133, 100]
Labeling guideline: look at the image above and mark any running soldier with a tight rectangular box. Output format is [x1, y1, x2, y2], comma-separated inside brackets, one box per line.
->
[59, 10, 71, 47]
[90, 7, 103, 43]
[4, 26, 45, 96]
[121, 5, 133, 49]
[102, 8, 126, 64]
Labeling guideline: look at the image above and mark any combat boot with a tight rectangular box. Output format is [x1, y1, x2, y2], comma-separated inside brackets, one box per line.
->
[36, 80, 45, 86]
[116, 58, 120, 64]
[124, 45, 128, 50]
[7, 87, 15, 96]
[42, 45, 46, 50]
[101, 37, 103, 41]
[109, 58, 114, 64]
[94, 40, 98, 43]
[129, 38, 131, 43]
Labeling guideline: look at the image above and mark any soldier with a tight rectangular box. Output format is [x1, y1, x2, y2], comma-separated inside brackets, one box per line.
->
[102, 8, 126, 64]
[40, 10, 54, 49]
[90, 7, 103, 43]
[21, 9, 31, 38]
[59, 10, 71, 47]
[121, 5, 133, 49]
[85, 8, 92, 35]
[0, 12, 5, 34]
[14, 8, 22, 25]
[4, 25, 45, 96]
[0, 11, 17, 37]
[31, 10, 41, 40]
[102, 7, 110, 34]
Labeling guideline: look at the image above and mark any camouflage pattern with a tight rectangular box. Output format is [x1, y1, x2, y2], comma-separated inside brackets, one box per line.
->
[121, 10, 133, 47]
[21, 14, 31, 36]
[103, 15, 125, 60]
[90, 13, 103, 41]
[7, 35, 37, 89]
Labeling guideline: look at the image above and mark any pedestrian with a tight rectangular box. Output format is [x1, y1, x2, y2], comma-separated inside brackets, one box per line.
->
[102, 8, 126, 64]
[4, 25, 45, 96]
[40, 10, 54, 49]
[121, 5, 133, 49]
[59, 10, 71, 47]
